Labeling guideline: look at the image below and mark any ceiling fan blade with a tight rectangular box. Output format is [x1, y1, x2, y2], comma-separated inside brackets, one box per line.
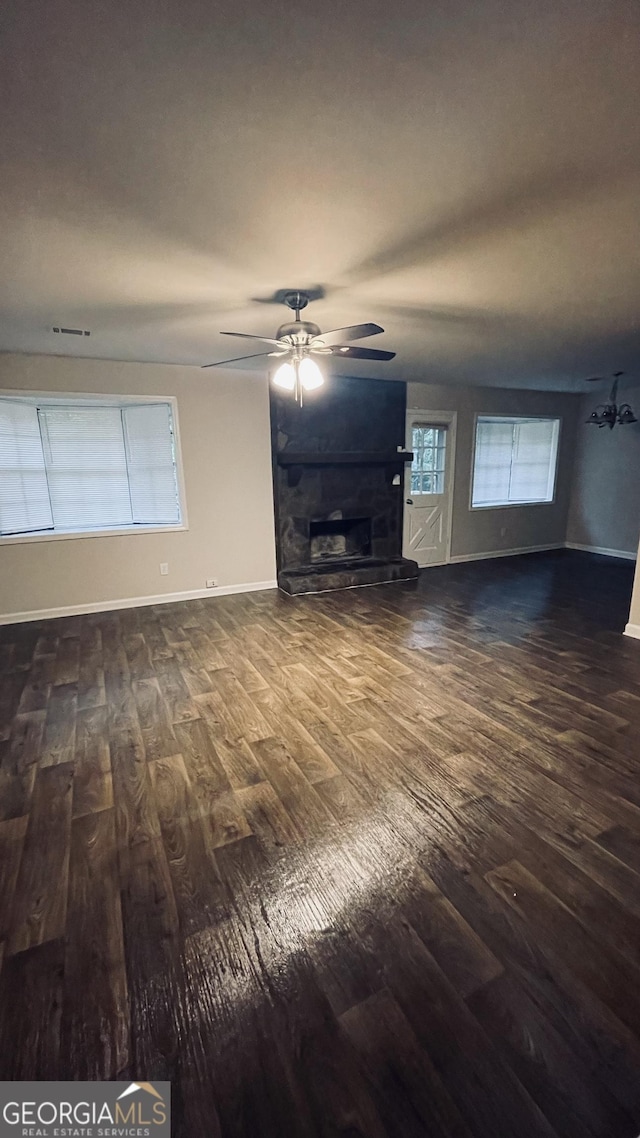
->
[329, 346, 396, 361]
[220, 331, 285, 347]
[201, 351, 274, 368]
[311, 323, 384, 347]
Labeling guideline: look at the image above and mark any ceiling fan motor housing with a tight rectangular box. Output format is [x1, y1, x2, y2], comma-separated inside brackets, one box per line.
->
[276, 320, 322, 343]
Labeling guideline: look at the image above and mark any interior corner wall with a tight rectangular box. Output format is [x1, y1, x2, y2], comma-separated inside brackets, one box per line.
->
[0, 353, 277, 620]
[566, 393, 640, 557]
[407, 382, 579, 560]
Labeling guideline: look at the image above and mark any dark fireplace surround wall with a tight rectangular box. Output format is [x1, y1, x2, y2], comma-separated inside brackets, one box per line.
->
[270, 375, 418, 594]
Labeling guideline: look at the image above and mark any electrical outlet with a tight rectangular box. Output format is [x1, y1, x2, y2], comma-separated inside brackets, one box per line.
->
[206, 577, 218, 589]
[160, 562, 169, 576]
[500, 527, 507, 538]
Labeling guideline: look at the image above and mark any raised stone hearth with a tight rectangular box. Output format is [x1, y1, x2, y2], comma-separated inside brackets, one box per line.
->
[278, 555, 419, 595]
[270, 375, 419, 594]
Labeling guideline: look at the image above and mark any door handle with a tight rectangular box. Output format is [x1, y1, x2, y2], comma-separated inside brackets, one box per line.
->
[406, 498, 413, 504]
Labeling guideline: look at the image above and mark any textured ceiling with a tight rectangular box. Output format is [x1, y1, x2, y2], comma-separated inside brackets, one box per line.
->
[1, 0, 639, 390]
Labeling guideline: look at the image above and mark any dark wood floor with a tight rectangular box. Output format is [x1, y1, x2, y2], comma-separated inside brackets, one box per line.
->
[1, 550, 640, 1137]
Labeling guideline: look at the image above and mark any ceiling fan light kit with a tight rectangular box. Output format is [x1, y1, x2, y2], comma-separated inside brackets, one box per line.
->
[585, 371, 637, 429]
[272, 356, 325, 399]
[202, 290, 396, 404]
[272, 361, 296, 391]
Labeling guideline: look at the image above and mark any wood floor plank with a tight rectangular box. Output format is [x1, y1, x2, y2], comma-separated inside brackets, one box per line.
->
[0, 814, 28, 948]
[361, 914, 559, 1138]
[175, 717, 252, 849]
[7, 762, 74, 955]
[150, 753, 227, 934]
[17, 654, 54, 713]
[0, 709, 46, 821]
[110, 721, 162, 859]
[249, 735, 335, 840]
[196, 667, 272, 744]
[0, 938, 65, 1079]
[0, 671, 29, 741]
[132, 676, 179, 761]
[341, 988, 475, 1138]
[236, 779, 302, 849]
[40, 681, 78, 768]
[253, 683, 342, 777]
[427, 844, 640, 1120]
[155, 659, 202, 724]
[52, 635, 80, 686]
[403, 865, 504, 998]
[213, 735, 266, 790]
[477, 798, 640, 971]
[73, 705, 113, 818]
[595, 824, 640, 874]
[118, 834, 182, 1080]
[61, 808, 129, 1078]
[467, 970, 637, 1138]
[485, 859, 640, 1038]
[77, 625, 106, 711]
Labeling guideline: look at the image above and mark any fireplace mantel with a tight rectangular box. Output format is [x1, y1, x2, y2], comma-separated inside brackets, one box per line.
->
[277, 450, 413, 486]
[277, 451, 413, 466]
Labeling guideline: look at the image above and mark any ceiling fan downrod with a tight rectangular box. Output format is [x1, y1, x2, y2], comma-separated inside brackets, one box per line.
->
[282, 290, 310, 319]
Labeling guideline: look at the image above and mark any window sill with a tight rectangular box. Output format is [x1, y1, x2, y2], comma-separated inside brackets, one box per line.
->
[470, 500, 555, 511]
[0, 524, 188, 546]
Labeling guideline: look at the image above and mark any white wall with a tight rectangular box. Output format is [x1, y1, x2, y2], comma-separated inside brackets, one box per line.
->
[567, 393, 640, 557]
[407, 382, 579, 560]
[0, 353, 277, 620]
[0, 358, 584, 621]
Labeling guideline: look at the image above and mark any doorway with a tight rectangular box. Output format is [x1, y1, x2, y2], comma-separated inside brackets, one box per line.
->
[403, 410, 456, 567]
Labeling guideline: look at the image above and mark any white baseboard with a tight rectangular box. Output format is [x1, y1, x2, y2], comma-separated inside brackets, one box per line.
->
[449, 542, 637, 566]
[0, 579, 277, 626]
[624, 622, 640, 640]
[448, 543, 564, 565]
[565, 542, 637, 561]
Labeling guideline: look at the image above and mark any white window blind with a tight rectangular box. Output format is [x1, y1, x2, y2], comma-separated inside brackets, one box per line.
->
[39, 406, 133, 530]
[123, 403, 181, 524]
[0, 397, 182, 537]
[472, 417, 560, 508]
[0, 401, 53, 535]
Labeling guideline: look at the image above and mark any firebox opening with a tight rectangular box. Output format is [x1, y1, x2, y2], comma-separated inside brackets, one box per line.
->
[309, 516, 372, 563]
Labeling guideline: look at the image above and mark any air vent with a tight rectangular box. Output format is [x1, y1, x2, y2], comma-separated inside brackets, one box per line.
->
[52, 327, 90, 336]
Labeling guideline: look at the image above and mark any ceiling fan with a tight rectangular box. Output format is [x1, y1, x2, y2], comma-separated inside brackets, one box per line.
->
[201, 290, 396, 404]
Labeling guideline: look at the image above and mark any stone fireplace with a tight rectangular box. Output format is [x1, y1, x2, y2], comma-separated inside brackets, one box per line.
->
[270, 375, 419, 594]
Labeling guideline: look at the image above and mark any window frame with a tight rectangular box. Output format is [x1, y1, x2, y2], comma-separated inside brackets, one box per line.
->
[469, 413, 561, 511]
[0, 390, 188, 544]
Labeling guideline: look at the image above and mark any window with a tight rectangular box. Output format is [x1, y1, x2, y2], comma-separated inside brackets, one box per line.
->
[0, 396, 184, 538]
[410, 424, 447, 495]
[471, 416, 560, 508]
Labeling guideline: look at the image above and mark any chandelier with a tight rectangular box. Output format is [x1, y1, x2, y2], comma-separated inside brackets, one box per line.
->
[585, 371, 637, 429]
